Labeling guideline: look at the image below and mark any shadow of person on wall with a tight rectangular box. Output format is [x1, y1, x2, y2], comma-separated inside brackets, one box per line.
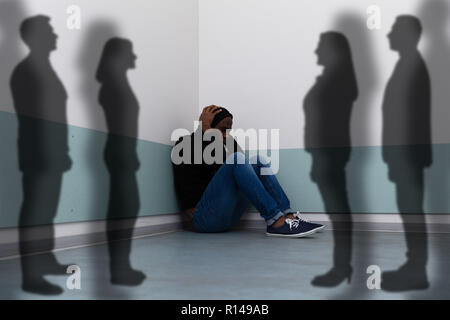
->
[96, 38, 146, 286]
[0, 0, 26, 114]
[327, 12, 379, 299]
[0, 0, 26, 244]
[418, 0, 450, 298]
[381, 15, 431, 292]
[78, 20, 118, 226]
[78, 20, 122, 298]
[304, 32, 357, 288]
[10, 15, 72, 295]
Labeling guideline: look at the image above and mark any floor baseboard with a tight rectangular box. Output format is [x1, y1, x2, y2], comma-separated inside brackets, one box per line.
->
[237, 212, 450, 233]
[1, 212, 449, 259]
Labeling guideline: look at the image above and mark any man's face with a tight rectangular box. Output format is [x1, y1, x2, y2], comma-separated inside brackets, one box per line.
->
[388, 19, 419, 52]
[29, 22, 58, 53]
[37, 22, 58, 52]
[47, 25, 58, 51]
[387, 21, 401, 51]
[214, 117, 233, 140]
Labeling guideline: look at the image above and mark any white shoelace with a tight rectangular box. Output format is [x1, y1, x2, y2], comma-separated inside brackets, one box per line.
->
[285, 218, 300, 230]
[292, 211, 310, 222]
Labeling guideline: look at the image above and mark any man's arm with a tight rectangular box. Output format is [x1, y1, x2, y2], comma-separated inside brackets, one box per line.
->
[412, 60, 432, 166]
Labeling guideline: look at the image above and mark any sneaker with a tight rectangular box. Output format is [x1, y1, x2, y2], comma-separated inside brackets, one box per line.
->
[291, 211, 325, 232]
[266, 218, 320, 238]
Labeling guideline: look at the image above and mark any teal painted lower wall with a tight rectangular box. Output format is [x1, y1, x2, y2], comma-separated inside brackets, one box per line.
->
[0, 111, 178, 228]
[274, 146, 450, 215]
[2, 110, 450, 228]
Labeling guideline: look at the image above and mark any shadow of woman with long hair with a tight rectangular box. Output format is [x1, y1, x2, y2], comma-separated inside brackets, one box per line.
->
[96, 38, 146, 286]
[304, 32, 358, 287]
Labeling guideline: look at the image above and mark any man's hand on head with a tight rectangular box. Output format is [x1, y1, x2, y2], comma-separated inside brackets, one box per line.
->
[199, 105, 222, 132]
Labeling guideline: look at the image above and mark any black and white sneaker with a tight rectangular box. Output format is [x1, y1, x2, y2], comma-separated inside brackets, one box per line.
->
[291, 211, 325, 232]
[266, 218, 320, 238]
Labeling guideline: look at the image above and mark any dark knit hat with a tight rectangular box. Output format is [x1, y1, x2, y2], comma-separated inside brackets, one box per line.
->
[211, 107, 233, 128]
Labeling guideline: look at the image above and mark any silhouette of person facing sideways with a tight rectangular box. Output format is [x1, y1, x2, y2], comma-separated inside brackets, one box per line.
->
[381, 16, 431, 291]
[10, 15, 72, 295]
[304, 32, 357, 287]
[96, 38, 146, 286]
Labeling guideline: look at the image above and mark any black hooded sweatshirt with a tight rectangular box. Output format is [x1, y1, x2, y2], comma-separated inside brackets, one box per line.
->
[172, 128, 243, 211]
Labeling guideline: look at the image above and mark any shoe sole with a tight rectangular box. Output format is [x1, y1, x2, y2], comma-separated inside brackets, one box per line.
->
[266, 227, 319, 238]
[313, 225, 325, 232]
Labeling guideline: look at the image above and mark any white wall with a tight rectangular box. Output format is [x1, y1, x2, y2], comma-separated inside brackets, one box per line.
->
[0, 0, 199, 145]
[199, 0, 450, 149]
[2, 0, 449, 148]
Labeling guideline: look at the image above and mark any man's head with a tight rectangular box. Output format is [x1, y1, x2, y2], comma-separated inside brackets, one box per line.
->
[20, 15, 57, 54]
[211, 107, 233, 140]
[388, 15, 422, 53]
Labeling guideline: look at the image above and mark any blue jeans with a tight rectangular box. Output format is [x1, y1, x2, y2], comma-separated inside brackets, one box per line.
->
[192, 152, 292, 233]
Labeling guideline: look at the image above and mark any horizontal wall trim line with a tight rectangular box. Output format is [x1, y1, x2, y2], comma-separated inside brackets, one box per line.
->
[1, 211, 448, 246]
[239, 212, 450, 234]
[0, 110, 170, 147]
[2, 212, 450, 258]
[0, 230, 179, 262]
[242, 212, 450, 224]
[0, 213, 184, 245]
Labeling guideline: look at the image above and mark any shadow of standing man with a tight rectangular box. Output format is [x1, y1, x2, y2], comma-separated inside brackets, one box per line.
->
[10, 15, 72, 295]
[381, 15, 431, 292]
[96, 38, 146, 286]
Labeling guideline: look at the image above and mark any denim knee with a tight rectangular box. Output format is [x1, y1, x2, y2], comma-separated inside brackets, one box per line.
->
[226, 152, 247, 165]
[249, 154, 270, 167]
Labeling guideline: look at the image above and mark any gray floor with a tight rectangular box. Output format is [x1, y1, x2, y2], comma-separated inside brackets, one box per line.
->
[1, 229, 450, 299]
